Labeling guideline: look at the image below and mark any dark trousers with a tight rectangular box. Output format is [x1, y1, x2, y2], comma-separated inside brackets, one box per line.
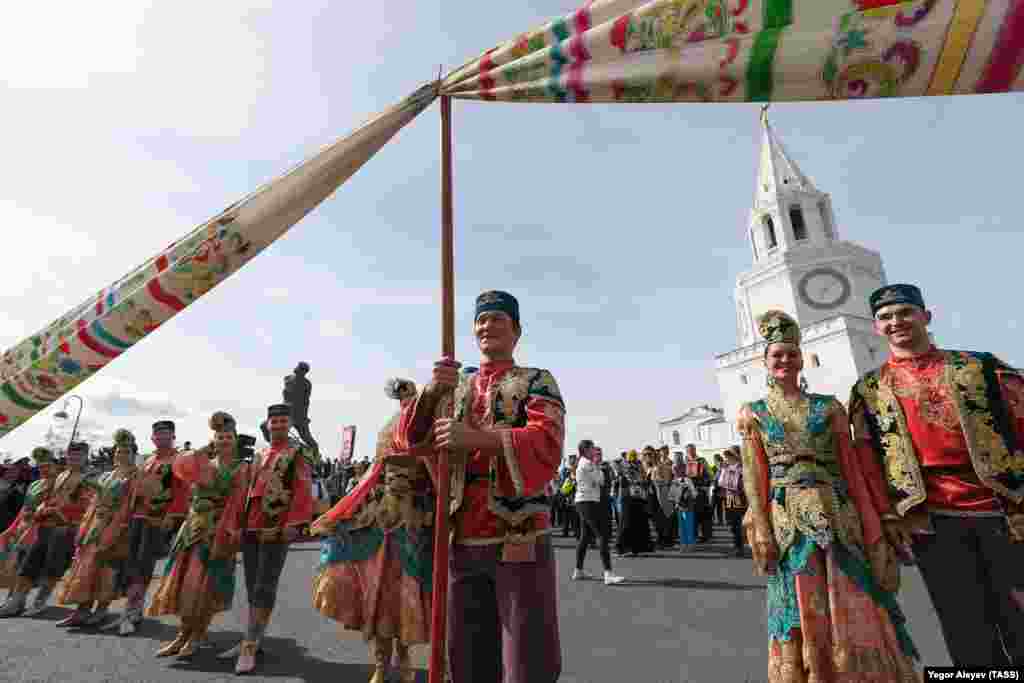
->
[561, 505, 579, 537]
[242, 540, 290, 610]
[575, 501, 611, 572]
[549, 498, 560, 528]
[726, 508, 746, 549]
[912, 515, 1024, 666]
[448, 537, 561, 683]
[17, 527, 74, 581]
[119, 518, 174, 589]
[695, 491, 713, 541]
[713, 494, 726, 525]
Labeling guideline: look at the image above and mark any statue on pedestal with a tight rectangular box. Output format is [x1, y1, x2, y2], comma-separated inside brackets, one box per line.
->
[260, 363, 320, 458]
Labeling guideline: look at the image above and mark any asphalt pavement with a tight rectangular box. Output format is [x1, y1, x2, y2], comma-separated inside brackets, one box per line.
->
[0, 524, 952, 683]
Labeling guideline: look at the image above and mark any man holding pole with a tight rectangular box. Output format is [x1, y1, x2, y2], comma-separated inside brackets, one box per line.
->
[395, 290, 565, 683]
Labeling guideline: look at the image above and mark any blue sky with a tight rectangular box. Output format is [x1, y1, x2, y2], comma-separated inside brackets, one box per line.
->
[1, 1, 1022, 462]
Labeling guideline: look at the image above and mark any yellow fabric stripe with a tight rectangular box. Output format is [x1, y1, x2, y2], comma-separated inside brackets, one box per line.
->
[927, 0, 989, 95]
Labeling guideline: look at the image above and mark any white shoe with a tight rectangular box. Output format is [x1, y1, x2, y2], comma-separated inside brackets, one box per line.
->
[603, 573, 625, 585]
[571, 569, 590, 581]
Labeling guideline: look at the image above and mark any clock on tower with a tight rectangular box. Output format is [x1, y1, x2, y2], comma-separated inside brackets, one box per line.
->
[798, 267, 852, 310]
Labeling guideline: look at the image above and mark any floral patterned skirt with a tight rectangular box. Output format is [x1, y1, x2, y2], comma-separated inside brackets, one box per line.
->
[312, 523, 432, 644]
[766, 533, 921, 683]
[56, 543, 123, 605]
[147, 542, 237, 620]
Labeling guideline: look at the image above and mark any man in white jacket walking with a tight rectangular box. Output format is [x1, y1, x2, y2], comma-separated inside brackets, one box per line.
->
[572, 441, 624, 585]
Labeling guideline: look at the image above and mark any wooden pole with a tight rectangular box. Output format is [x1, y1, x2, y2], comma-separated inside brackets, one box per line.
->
[428, 94, 454, 683]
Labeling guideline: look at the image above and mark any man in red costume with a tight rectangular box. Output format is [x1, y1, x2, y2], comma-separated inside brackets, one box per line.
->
[395, 290, 565, 683]
[222, 403, 315, 674]
[103, 420, 189, 635]
[0, 444, 91, 617]
[850, 283, 1024, 666]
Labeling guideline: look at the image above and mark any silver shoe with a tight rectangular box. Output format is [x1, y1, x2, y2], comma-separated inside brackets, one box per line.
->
[0, 595, 26, 618]
[100, 613, 126, 631]
[23, 589, 52, 617]
[119, 618, 137, 636]
[217, 642, 243, 659]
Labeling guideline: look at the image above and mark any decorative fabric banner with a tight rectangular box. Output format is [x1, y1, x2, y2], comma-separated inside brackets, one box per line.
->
[0, 84, 438, 440]
[440, 0, 1024, 102]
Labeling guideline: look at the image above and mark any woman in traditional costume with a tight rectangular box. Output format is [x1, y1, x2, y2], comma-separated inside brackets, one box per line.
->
[311, 378, 434, 683]
[56, 429, 142, 627]
[147, 411, 252, 658]
[0, 448, 55, 606]
[614, 451, 654, 557]
[739, 310, 920, 682]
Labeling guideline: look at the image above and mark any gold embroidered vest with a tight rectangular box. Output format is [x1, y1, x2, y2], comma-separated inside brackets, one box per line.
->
[748, 391, 865, 557]
[850, 350, 1024, 516]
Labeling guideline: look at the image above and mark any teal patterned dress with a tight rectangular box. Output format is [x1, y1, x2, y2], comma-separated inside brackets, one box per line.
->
[740, 388, 919, 680]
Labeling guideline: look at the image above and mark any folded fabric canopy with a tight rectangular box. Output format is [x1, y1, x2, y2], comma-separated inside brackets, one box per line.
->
[1, 0, 1020, 440]
[440, 0, 1024, 102]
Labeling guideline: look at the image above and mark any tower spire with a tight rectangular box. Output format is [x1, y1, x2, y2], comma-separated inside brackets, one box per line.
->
[756, 110, 816, 205]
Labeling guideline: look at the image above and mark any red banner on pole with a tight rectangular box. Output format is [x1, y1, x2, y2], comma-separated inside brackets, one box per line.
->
[339, 425, 356, 464]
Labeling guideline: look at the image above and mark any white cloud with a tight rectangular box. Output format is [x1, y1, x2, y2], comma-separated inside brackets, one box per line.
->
[264, 287, 291, 300]
[318, 319, 350, 339]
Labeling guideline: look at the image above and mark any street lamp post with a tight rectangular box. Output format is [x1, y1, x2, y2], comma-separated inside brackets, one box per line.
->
[54, 395, 84, 450]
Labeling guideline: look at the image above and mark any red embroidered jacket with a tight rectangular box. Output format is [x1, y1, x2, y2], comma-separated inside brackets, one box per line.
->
[396, 360, 565, 545]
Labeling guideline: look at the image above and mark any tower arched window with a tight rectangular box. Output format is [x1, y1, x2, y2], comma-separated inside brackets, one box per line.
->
[672, 430, 680, 445]
[818, 200, 834, 239]
[750, 228, 759, 260]
[763, 214, 777, 249]
[790, 205, 807, 240]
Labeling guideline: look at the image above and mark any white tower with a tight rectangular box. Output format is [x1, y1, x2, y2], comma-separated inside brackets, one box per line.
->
[715, 108, 889, 421]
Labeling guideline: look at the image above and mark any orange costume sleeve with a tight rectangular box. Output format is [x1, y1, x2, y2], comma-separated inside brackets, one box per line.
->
[737, 404, 772, 574]
[832, 406, 884, 547]
[848, 401, 898, 519]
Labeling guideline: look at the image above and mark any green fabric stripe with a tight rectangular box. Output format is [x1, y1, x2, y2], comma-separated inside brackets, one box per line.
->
[1, 382, 48, 411]
[763, 0, 792, 30]
[746, 27, 783, 102]
[91, 321, 132, 350]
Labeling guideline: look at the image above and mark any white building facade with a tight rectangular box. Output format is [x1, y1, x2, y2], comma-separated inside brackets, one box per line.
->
[715, 112, 890, 422]
[657, 405, 738, 462]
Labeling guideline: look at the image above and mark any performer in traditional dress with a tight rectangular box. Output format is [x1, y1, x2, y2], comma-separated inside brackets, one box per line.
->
[615, 451, 654, 557]
[56, 429, 142, 627]
[221, 403, 315, 674]
[716, 447, 747, 557]
[311, 378, 434, 683]
[104, 420, 189, 635]
[148, 411, 252, 658]
[395, 290, 564, 683]
[0, 447, 61, 616]
[5, 442, 92, 618]
[739, 310, 920, 682]
[849, 284, 1024, 666]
